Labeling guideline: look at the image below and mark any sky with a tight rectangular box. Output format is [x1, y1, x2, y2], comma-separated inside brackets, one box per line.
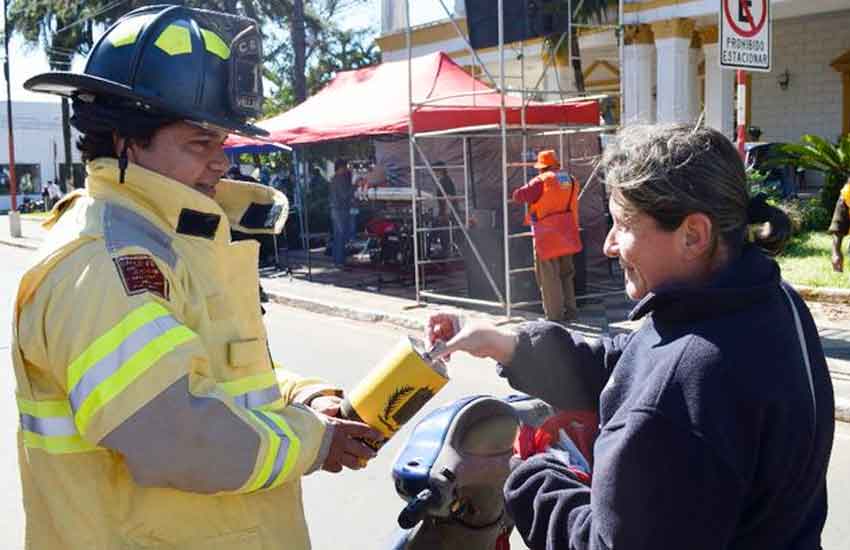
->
[1, 0, 451, 102]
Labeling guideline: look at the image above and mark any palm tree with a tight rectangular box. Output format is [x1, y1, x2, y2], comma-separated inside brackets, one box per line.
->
[542, 0, 617, 94]
[780, 134, 850, 211]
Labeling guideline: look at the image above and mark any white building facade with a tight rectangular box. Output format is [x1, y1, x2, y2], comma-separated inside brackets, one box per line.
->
[0, 101, 83, 212]
[377, 0, 850, 143]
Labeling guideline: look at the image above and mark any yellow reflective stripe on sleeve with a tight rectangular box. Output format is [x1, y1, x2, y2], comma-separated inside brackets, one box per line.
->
[245, 413, 282, 493]
[155, 24, 193, 56]
[219, 372, 277, 396]
[17, 397, 103, 454]
[201, 28, 231, 60]
[22, 431, 101, 454]
[17, 397, 72, 418]
[263, 412, 301, 489]
[67, 302, 171, 391]
[73, 325, 196, 435]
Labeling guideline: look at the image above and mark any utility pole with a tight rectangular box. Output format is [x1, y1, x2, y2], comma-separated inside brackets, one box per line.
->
[2, 0, 20, 236]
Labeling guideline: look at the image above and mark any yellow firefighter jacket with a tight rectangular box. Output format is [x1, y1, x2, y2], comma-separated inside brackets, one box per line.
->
[12, 158, 339, 549]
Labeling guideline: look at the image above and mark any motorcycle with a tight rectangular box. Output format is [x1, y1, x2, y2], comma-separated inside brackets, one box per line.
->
[386, 394, 565, 549]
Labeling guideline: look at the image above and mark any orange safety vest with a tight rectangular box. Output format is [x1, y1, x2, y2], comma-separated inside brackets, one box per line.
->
[842, 183, 850, 208]
[525, 171, 582, 260]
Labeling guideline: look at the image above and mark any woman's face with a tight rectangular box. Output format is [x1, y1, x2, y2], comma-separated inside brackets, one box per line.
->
[604, 196, 690, 301]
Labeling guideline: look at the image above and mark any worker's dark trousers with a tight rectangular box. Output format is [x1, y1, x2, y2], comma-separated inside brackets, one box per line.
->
[534, 253, 577, 322]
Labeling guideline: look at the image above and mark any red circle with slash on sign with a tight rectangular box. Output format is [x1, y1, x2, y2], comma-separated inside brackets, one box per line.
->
[723, 0, 767, 38]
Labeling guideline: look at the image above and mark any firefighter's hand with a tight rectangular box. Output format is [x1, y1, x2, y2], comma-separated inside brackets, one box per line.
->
[426, 313, 517, 364]
[323, 417, 382, 473]
[310, 395, 343, 417]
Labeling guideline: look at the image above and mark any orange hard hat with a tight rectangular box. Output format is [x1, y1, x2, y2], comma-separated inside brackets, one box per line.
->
[534, 150, 559, 169]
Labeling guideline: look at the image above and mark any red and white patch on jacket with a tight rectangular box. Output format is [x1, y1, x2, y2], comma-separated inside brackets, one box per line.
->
[113, 254, 169, 300]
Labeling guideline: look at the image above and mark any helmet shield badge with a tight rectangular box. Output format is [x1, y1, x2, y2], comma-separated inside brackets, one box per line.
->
[231, 26, 263, 118]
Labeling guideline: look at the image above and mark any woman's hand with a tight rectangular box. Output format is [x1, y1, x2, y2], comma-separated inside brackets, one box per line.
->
[426, 313, 518, 365]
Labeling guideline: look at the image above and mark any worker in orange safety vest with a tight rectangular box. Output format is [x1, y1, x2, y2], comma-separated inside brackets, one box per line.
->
[513, 150, 583, 321]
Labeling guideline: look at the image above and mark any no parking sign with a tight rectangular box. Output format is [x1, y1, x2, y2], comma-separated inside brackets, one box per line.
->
[720, 0, 772, 72]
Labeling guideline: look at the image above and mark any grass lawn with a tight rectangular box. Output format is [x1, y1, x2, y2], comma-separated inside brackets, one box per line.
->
[776, 231, 850, 289]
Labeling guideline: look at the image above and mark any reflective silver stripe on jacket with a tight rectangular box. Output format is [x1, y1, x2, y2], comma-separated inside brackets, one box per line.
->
[104, 203, 177, 268]
[20, 414, 79, 436]
[254, 410, 290, 489]
[233, 385, 283, 409]
[68, 315, 181, 412]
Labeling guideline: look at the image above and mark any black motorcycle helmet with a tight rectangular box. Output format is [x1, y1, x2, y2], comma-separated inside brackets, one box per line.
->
[24, 4, 267, 138]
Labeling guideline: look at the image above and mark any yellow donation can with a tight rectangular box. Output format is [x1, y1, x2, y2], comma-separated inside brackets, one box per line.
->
[341, 336, 449, 441]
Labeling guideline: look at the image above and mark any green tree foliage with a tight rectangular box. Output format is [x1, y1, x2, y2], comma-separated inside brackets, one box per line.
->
[779, 134, 850, 212]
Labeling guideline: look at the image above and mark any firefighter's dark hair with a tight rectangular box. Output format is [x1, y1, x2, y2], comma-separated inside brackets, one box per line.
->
[72, 97, 179, 162]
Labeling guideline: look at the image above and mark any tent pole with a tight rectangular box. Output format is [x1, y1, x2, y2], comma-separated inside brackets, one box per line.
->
[301, 150, 312, 281]
[498, 0, 511, 318]
[405, 0, 421, 304]
[463, 137, 470, 228]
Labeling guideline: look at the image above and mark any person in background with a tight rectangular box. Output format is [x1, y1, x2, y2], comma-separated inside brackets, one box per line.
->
[829, 176, 850, 272]
[226, 164, 257, 182]
[41, 184, 50, 211]
[47, 180, 64, 207]
[329, 158, 354, 267]
[432, 161, 457, 222]
[512, 150, 582, 322]
[426, 124, 834, 550]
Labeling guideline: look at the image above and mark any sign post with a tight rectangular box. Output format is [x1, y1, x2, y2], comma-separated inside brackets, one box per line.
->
[720, 0, 771, 158]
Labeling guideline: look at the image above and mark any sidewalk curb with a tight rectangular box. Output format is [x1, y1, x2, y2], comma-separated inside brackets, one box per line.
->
[266, 290, 427, 332]
[0, 239, 38, 251]
[795, 285, 850, 304]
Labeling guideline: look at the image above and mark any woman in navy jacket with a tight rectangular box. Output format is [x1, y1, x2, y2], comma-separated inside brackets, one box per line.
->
[428, 124, 834, 549]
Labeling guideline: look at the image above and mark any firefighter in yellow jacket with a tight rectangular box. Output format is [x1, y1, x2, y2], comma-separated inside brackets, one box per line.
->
[829, 178, 850, 272]
[12, 6, 380, 549]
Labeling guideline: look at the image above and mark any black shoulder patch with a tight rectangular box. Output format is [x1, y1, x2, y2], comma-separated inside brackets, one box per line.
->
[239, 202, 284, 230]
[176, 209, 220, 239]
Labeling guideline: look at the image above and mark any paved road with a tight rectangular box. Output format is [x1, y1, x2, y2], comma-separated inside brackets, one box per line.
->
[1, 245, 849, 549]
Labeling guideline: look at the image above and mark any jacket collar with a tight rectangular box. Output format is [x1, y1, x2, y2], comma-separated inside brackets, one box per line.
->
[629, 245, 781, 323]
[85, 158, 230, 242]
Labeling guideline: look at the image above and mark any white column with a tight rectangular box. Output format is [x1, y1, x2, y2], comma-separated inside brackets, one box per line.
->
[654, 38, 693, 123]
[702, 42, 735, 138]
[687, 43, 701, 122]
[623, 43, 656, 125]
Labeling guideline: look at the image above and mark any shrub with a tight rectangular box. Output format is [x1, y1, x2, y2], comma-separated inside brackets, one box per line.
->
[780, 198, 831, 234]
[778, 134, 850, 212]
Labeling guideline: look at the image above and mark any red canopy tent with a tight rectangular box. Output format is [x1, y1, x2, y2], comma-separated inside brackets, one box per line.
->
[226, 52, 599, 146]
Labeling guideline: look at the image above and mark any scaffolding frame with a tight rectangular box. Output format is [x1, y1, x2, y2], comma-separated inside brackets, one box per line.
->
[404, 0, 625, 317]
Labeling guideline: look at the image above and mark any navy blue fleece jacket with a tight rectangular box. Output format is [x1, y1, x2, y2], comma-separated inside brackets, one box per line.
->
[500, 245, 834, 550]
